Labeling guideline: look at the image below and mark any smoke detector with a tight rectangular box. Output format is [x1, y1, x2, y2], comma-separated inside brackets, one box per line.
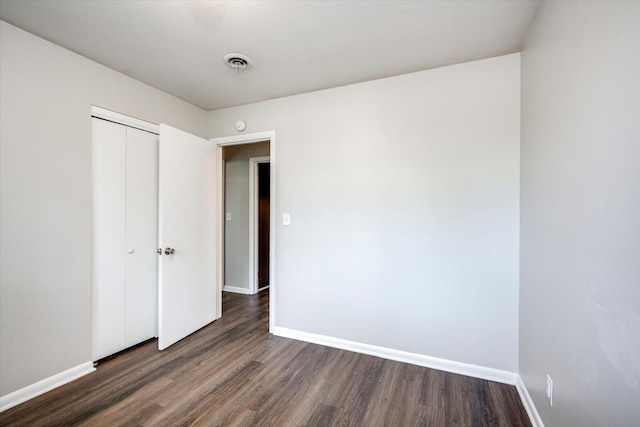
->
[223, 53, 253, 70]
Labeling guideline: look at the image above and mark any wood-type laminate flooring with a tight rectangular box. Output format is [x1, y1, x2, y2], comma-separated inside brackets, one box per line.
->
[0, 292, 531, 426]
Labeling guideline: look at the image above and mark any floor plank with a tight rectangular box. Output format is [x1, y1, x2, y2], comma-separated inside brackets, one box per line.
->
[0, 291, 531, 426]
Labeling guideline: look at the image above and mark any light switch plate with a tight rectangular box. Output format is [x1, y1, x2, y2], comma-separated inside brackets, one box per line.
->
[283, 213, 291, 226]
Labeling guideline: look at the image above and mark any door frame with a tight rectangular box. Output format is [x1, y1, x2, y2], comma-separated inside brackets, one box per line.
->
[210, 131, 276, 333]
[249, 156, 271, 295]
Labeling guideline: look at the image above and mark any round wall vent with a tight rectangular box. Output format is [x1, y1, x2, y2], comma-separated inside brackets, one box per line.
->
[223, 53, 253, 70]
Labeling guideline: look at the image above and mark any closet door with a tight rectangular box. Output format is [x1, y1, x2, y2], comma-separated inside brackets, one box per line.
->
[92, 118, 127, 360]
[92, 117, 158, 361]
[124, 127, 158, 347]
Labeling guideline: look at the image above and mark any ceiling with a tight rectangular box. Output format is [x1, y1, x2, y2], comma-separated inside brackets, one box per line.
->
[0, 0, 541, 111]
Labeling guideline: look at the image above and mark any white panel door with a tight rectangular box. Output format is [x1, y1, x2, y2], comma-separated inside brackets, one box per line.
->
[92, 118, 127, 360]
[158, 124, 218, 350]
[125, 127, 159, 346]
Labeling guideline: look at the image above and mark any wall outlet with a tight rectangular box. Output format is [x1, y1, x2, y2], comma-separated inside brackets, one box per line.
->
[226, 212, 231, 221]
[546, 374, 554, 406]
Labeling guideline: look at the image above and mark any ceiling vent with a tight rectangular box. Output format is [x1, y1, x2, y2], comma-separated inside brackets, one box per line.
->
[223, 53, 253, 70]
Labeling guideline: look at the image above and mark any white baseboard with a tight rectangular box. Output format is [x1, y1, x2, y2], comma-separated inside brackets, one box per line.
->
[516, 375, 544, 427]
[223, 285, 251, 295]
[272, 326, 517, 385]
[0, 336, 539, 427]
[0, 361, 95, 412]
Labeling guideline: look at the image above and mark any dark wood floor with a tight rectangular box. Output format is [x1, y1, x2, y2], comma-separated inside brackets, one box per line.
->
[0, 292, 531, 426]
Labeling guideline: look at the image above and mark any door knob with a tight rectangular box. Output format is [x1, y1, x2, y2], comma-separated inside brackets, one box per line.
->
[157, 248, 162, 255]
[164, 247, 175, 255]
[127, 248, 135, 254]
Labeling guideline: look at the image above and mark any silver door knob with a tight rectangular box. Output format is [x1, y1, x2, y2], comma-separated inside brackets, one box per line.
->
[164, 247, 175, 255]
[127, 248, 135, 254]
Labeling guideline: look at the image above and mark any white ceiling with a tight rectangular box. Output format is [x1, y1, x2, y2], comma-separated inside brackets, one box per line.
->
[0, 0, 541, 111]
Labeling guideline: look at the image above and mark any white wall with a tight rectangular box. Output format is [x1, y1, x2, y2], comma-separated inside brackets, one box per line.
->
[224, 142, 270, 291]
[0, 21, 207, 397]
[208, 54, 521, 372]
[520, 2, 640, 425]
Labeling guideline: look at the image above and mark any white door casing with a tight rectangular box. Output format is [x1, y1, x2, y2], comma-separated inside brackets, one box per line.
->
[210, 131, 276, 333]
[249, 156, 270, 295]
[158, 124, 218, 350]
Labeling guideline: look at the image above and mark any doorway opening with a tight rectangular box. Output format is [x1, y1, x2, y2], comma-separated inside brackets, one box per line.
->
[251, 157, 271, 293]
[214, 132, 275, 332]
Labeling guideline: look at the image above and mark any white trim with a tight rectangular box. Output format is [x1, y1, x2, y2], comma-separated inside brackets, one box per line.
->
[249, 156, 270, 295]
[223, 285, 252, 295]
[214, 148, 225, 319]
[0, 362, 95, 412]
[268, 134, 275, 334]
[211, 131, 276, 333]
[212, 131, 274, 146]
[272, 326, 517, 385]
[90, 106, 159, 134]
[516, 375, 544, 427]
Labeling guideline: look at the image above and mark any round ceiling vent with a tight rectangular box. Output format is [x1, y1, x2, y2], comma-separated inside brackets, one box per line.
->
[223, 53, 253, 70]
